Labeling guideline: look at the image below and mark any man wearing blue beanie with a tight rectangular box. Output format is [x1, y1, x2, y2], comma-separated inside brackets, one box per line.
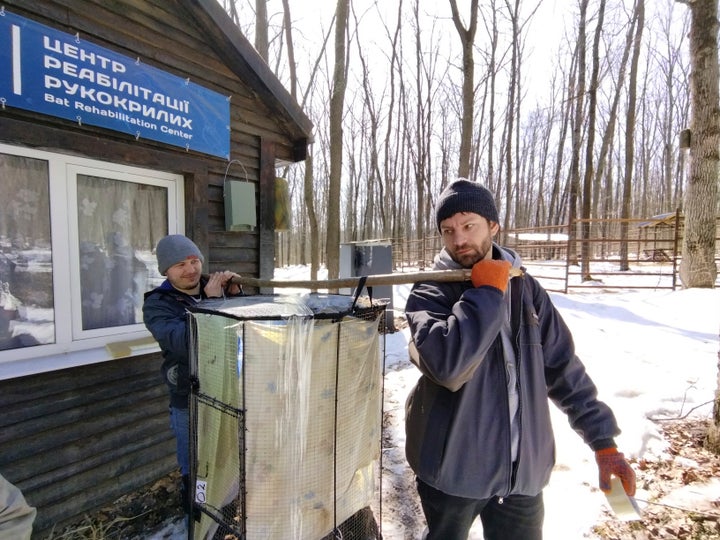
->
[404, 179, 635, 539]
[142, 234, 242, 522]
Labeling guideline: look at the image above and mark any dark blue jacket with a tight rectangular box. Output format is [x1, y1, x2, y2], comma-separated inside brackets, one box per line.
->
[142, 278, 210, 409]
[404, 244, 619, 499]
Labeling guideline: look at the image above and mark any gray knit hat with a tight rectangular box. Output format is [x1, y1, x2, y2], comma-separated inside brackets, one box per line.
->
[435, 179, 499, 231]
[156, 234, 204, 275]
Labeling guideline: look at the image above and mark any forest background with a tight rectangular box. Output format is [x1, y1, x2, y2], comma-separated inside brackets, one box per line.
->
[218, 0, 718, 291]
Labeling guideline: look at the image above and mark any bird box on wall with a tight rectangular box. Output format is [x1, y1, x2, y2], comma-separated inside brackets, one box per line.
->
[679, 129, 691, 149]
[275, 177, 292, 231]
[224, 180, 256, 231]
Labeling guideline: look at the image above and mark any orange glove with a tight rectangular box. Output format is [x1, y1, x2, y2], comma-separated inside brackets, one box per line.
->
[470, 260, 512, 292]
[595, 448, 636, 496]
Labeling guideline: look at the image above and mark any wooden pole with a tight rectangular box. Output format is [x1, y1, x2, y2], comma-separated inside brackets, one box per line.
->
[226, 267, 523, 290]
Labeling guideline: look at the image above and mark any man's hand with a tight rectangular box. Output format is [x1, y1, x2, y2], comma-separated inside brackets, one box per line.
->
[470, 260, 512, 293]
[596, 448, 636, 496]
[204, 271, 242, 297]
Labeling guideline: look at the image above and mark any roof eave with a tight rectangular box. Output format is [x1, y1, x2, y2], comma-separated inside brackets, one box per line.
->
[186, 0, 315, 153]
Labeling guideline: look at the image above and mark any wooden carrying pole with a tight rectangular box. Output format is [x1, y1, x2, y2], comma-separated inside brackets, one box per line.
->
[227, 267, 523, 290]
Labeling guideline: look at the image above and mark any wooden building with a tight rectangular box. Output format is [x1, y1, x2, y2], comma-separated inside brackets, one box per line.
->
[0, 0, 312, 536]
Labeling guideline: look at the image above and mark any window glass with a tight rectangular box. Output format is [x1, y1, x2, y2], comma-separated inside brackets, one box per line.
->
[0, 153, 55, 351]
[0, 143, 182, 371]
[76, 175, 168, 330]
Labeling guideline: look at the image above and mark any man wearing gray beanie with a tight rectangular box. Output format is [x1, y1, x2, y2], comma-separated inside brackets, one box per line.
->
[403, 179, 635, 539]
[142, 234, 242, 522]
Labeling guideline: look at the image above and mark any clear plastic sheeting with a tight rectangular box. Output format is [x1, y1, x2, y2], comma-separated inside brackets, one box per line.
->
[191, 294, 315, 320]
[188, 294, 385, 540]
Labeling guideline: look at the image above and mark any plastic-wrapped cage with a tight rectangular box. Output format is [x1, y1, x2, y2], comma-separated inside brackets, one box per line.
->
[187, 293, 387, 540]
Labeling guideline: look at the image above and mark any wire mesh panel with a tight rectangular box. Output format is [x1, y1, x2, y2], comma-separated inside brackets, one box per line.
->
[188, 294, 386, 540]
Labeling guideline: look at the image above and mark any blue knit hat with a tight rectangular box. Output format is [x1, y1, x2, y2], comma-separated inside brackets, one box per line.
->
[435, 179, 499, 231]
[156, 235, 204, 275]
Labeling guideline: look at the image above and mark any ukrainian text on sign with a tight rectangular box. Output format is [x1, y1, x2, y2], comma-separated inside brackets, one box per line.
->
[1, 10, 230, 158]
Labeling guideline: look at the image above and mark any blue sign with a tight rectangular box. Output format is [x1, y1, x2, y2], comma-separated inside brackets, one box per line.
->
[0, 10, 230, 159]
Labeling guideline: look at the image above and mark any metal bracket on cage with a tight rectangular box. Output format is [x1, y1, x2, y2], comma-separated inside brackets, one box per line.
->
[350, 275, 371, 311]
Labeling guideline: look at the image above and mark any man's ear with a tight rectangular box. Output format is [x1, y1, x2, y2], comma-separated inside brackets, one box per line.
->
[489, 220, 500, 236]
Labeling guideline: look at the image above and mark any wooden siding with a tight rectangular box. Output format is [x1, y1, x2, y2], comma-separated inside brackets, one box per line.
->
[0, 353, 175, 536]
[0, 0, 311, 536]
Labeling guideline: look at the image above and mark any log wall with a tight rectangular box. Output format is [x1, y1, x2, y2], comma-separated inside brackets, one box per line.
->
[0, 0, 310, 536]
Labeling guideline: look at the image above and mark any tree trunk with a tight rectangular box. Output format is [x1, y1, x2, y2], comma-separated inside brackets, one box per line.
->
[673, 0, 720, 453]
[326, 0, 349, 283]
[503, 0, 521, 239]
[255, 0, 269, 61]
[568, 0, 588, 267]
[379, 1, 404, 239]
[486, 2, 499, 193]
[449, 0, 479, 179]
[281, 0, 298, 100]
[581, 0, 606, 281]
[708, 342, 720, 453]
[620, 0, 644, 271]
[593, 6, 637, 224]
[678, 0, 720, 289]
[549, 63, 574, 227]
[304, 153, 320, 281]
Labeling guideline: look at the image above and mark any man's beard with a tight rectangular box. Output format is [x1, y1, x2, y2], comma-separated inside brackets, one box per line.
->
[451, 237, 493, 268]
[171, 276, 200, 292]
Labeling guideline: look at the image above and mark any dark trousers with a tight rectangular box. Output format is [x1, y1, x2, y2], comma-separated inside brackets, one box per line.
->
[417, 479, 544, 540]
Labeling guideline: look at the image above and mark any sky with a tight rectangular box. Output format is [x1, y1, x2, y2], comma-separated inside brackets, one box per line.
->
[149, 261, 720, 539]
[230, 0, 570, 102]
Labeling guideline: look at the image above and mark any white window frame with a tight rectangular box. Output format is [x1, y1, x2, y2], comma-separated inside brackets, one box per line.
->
[0, 143, 185, 379]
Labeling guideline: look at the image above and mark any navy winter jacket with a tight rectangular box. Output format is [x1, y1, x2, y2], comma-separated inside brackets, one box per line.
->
[404, 244, 620, 499]
[142, 278, 211, 409]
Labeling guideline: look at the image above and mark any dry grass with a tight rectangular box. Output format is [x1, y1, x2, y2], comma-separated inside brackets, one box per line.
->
[592, 419, 720, 540]
[43, 471, 183, 540]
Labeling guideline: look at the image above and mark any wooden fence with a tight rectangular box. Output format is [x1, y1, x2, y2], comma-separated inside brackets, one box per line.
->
[389, 213, 720, 293]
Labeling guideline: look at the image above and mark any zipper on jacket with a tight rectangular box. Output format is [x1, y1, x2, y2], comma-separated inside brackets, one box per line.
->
[499, 334, 514, 497]
[507, 275, 524, 495]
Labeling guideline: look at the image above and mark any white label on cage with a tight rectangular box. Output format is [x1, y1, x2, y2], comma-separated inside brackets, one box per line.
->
[195, 479, 208, 504]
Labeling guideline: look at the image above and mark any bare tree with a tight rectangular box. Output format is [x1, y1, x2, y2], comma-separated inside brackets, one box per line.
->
[255, 0, 269, 61]
[568, 0, 589, 266]
[303, 152, 321, 280]
[593, 5, 638, 220]
[656, 4, 687, 210]
[619, 0, 644, 271]
[351, 3, 384, 240]
[549, 58, 575, 228]
[222, 0, 240, 25]
[410, 0, 445, 242]
[674, 0, 720, 453]
[380, 1, 404, 239]
[221, 1, 701, 276]
[676, 0, 719, 290]
[482, 1, 500, 193]
[281, 0, 298, 100]
[449, 0, 479, 179]
[326, 0, 350, 282]
[299, 17, 335, 279]
[502, 0, 521, 236]
[580, 0, 606, 281]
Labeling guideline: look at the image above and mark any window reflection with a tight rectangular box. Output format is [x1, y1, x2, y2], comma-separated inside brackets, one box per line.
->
[0, 154, 54, 351]
[76, 175, 168, 330]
